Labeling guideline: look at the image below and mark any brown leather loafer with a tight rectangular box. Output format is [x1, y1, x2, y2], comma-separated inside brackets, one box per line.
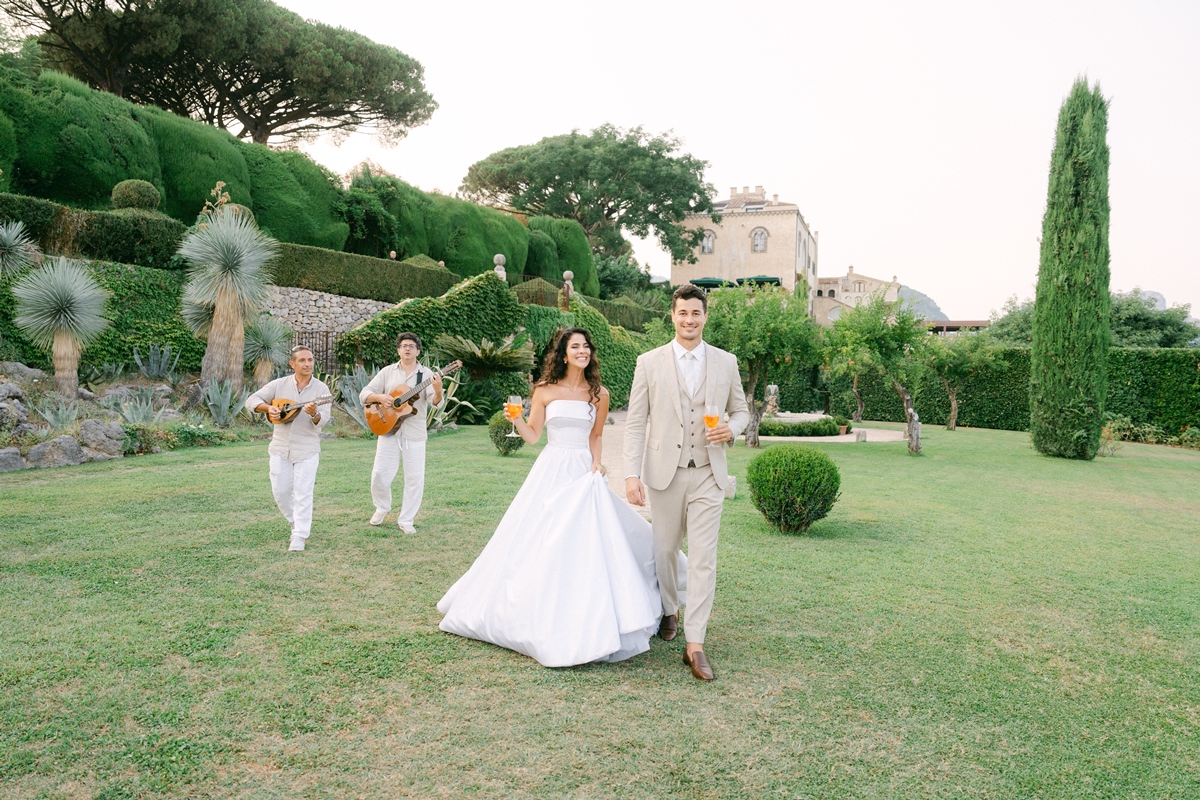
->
[683, 649, 715, 681]
[658, 614, 678, 641]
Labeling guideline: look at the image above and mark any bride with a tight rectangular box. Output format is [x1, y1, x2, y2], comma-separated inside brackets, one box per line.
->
[437, 327, 682, 667]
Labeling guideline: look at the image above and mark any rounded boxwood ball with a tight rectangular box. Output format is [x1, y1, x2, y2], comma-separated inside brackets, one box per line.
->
[746, 444, 841, 533]
[488, 408, 525, 456]
[111, 179, 161, 211]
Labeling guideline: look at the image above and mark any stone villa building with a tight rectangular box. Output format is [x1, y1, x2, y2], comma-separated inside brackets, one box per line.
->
[812, 265, 901, 326]
[673, 186, 818, 313]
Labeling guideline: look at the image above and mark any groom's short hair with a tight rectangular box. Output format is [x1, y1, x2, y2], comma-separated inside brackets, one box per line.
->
[672, 284, 708, 312]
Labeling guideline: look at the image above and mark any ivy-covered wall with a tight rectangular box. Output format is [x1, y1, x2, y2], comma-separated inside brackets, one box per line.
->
[334, 272, 527, 369]
[0, 260, 204, 371]
[824, 347, 1200, 432]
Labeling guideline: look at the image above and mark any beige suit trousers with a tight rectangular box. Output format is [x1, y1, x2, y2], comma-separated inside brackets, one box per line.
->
[648, 464, 723, 644]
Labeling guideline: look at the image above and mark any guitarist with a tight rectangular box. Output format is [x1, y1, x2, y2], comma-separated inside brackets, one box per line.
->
[245, 345, 331, 552]
[360, 332, 444, 534]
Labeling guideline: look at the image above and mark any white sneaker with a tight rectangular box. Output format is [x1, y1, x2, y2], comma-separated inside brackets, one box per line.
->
[398, 523, 416, 535]
[289, 535, 305, 551]
[370, 509, 386, 526]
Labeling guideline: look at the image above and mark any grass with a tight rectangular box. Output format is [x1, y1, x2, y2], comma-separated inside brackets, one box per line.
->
[2, 423, 1199, 798]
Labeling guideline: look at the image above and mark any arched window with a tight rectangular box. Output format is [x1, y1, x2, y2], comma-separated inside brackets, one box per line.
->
[816, 289, 823, 297]
[701, 230, 715, 254]
[751, 228, 768, 253]
[828, 289, 836, 299]
[854, 281, 865, 293]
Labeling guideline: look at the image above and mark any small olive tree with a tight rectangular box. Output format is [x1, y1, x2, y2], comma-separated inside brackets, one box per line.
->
[926, 332, 1005, 431]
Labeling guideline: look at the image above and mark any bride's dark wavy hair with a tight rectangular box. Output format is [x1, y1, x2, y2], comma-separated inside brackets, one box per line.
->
[536, 327, 603, 403]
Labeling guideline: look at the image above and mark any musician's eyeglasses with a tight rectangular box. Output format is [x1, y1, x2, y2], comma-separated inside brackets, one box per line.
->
[398, 343, 419, 349]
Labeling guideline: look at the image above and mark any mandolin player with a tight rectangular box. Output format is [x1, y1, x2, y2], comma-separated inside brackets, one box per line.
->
[360, 332, 443, 534]
[245, 345, 332, 552]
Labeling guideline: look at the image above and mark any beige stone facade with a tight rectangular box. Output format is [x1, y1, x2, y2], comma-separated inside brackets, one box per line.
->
[672, 186, 818, 312]
[812, 265, 900, 326]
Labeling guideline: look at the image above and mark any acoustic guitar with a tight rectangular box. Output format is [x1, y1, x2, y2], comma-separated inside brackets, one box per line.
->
[364, 361, 463, 436]
[268, 395, 334, 424]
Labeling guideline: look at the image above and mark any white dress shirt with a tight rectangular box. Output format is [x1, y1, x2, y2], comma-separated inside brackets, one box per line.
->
[671, 339, 707, 397]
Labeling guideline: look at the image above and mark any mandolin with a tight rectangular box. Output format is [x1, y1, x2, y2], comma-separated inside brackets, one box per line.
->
[364, 361, 463, 436]
[268, 395, 334, 424]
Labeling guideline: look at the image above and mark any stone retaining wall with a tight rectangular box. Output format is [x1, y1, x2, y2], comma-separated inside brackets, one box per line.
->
[263, 286, 394, 334]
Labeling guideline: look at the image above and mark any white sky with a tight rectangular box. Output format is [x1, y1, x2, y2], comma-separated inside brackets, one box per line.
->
[281, 0, 1200, 321]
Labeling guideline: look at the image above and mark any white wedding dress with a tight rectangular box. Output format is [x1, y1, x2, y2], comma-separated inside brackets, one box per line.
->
[437, 399, 683, 667]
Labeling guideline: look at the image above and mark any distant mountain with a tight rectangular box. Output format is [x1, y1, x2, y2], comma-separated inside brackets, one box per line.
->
[898, 286, 949, 321]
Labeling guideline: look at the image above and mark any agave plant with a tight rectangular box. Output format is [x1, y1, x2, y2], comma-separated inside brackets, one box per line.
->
[177, 207, 279, 395]
[433, 333, 535, 381]
[0, 220, 41, 277]
[133, 343, 181, 381]
[34, 396, 81, 429]
[203, 378, 248, 428]
[100, 386, 168, 424]
[335, 364, 376, 431]
[12, 257, 111, 396]
[243, 314, 293, 388]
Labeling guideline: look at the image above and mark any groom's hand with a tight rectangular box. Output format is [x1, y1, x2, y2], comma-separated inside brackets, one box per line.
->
[706, 422, 734, 445]
[626, 477, 646, 506]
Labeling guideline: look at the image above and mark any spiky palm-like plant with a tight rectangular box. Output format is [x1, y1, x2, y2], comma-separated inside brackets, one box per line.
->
[12, 258, 111, 395]
[244, 314, 294, 387]
[0, 220, 42, 276]
[177, 208, 279, 394]
[433, 332, 535, 380]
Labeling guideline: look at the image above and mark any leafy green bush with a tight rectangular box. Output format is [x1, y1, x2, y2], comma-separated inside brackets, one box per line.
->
[111, 179, 161, 210]
[515, 276, 562, 308]
[272, 242, 458, 303]
[0, 192, 66, 247]
[528, 216, 597, 296]
[0, 110, 16, 192]
[757, 418, 842, 437]
[458, 372, 529, 425]
[336, 271, 527, 370]
[746, 444, 841, 534]
[488, 408, 526, 455]
[74, 208, 186, 269]
[580, 294, 661, 333]
[524, 228, 560, 281]
[236, 142, 348, 250]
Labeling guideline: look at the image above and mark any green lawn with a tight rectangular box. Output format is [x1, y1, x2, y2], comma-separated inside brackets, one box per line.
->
[2, 424, 1199, 799]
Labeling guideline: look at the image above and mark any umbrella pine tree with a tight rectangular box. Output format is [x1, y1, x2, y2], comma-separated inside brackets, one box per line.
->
[1030, 79, 1112, 459]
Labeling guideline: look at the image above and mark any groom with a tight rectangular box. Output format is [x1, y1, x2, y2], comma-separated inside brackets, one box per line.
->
[624, 284, 748, 681]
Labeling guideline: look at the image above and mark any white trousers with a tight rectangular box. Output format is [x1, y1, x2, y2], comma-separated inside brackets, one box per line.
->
[371, 435, 426, 526]
[269, 453, 319, 539]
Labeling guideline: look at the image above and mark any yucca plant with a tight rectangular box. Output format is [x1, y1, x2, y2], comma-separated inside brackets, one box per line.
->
[243, 314, 294, 388]
[433, 333, 535, 381]
[0, 220, 41, 276]
[12, 257, 111, 396]
[177, 207, 279, 395]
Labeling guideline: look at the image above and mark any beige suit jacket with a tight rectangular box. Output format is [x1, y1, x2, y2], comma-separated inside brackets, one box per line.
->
[623, 342, 749, 491]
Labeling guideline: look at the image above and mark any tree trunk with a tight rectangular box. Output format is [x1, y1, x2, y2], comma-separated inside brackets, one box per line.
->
[52, 330, 81, 397]
[893, 381, 921, 454]
[201, 286, 245, 394]
[253, 358, 274, 389]
[851, 372, 864, 422]
[944, 377, 958, 431]
[743, 366, 763, 447]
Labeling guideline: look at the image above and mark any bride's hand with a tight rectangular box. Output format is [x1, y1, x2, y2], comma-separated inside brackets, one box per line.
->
[591, 462, 606, 475]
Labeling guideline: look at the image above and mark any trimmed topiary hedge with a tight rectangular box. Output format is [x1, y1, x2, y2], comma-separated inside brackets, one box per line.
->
[747, 444, 841, 534]
[488, 408, 527, 454]
[580, 294, 661, 334]
[273, 243, 458, 304]
[335, 271, 527, 369]
[524, 228, 561, 281]
[426, 193, 528, 280]
[528, 216, 597, 296]
[236, 142, 349, 251]
[111, 179, 161, 210]
[757, 418, 842, 437]
[825, 347, 1199, 433]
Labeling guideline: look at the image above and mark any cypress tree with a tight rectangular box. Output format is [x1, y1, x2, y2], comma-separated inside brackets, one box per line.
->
[1029, 78, 1112, 460]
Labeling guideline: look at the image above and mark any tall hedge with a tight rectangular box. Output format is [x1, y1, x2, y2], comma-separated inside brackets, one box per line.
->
[0, 110, 15, 193]
[0, 260, 204, 371]
[138, 105, 253, 221]
[273, 243, 458, 303]
[334, 271, 527, 369]
[826, 347, 1199, 434]
[1030, 79, 1112, 459]
[529, 216, 598, 296]
[425, 194, 528, 279]
[524, 228, 561, 281]
[236, 143, 349, 250]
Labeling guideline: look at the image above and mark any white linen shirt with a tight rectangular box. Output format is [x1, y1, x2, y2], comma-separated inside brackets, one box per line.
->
[671, 339, 707, 396]
[359, 362, 439, 441]
[245, 374, 331, 461]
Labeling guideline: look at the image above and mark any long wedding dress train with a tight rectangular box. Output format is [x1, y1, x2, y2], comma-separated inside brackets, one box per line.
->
[437, 399, 684, 667]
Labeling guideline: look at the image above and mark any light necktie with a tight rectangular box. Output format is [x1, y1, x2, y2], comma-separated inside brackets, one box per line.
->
[684, 351, 696, 396]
